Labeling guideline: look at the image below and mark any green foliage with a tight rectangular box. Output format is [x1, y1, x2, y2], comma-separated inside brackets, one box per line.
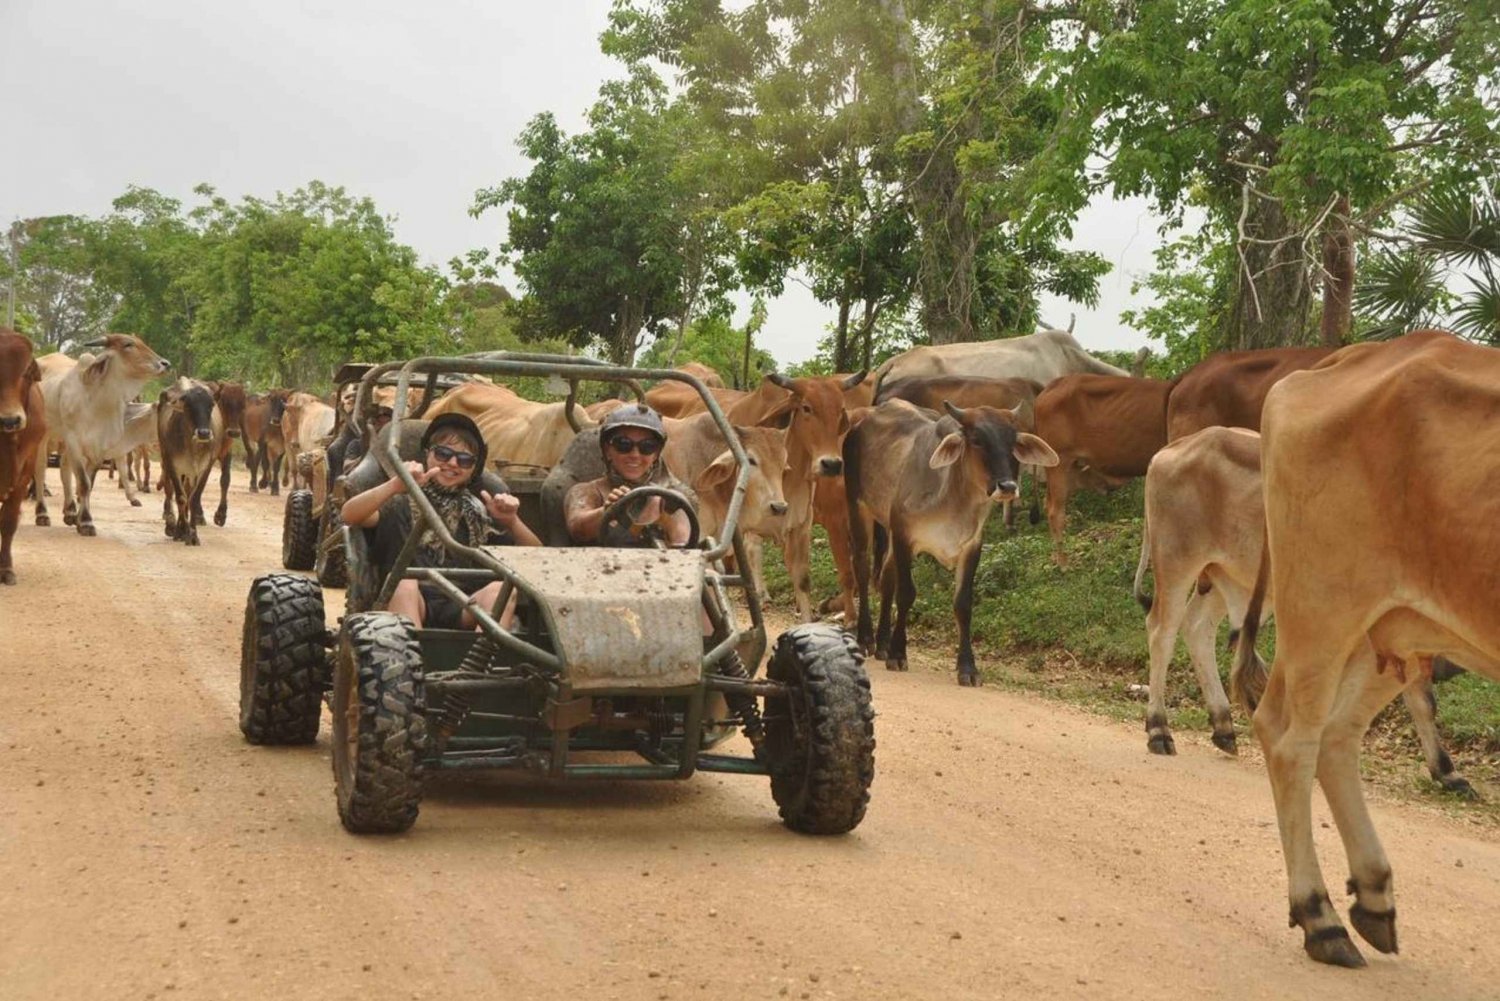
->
[636, 311, 777, 388]
[785, 306, 921, 378]
[5, 215, 116, 350]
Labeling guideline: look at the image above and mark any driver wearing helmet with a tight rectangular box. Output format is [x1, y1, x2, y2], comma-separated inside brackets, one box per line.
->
[564, 404, 691, 547]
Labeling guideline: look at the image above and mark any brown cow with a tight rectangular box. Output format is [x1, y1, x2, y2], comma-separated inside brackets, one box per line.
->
[1032, 374, 1173, 562]
[845, 400, 1058, 684]
[205, 381, 247, 526]
[423, 381, 598, 468]
[246, 389, 290, 495]
[157, 378, 225, 546]
[724, 372, 865, 621]
[1231, 330, 1500, 967]
[1133, 426, 1470, 792]
[1165, 346, 1335, 441]
[0, 330, 46, 584]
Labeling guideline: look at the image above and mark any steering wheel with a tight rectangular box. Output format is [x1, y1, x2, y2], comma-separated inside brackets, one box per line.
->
[599, 486, 700, 550]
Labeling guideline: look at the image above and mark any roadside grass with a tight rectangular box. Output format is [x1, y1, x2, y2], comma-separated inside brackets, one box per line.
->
[759, 481, 1500, 818]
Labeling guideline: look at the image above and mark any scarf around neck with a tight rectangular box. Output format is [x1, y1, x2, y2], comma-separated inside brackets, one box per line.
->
[408, 480, 490, 565]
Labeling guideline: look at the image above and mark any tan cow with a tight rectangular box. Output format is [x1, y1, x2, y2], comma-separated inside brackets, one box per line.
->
[660, 412, 789, 561]
[1032, 374, 1173, 561]
[1133, 426, 1469, 794]
[32, 334, 172, 535]
[873, 328, 1127, 389]
[1165, 346, 1335, 441]
[0, 330, 46, 584]
[845, 400, 1058, 684]
[1232, 330, 1500, 967]
[244, 389, 290, 494]
[282, 391, 335, 491]
[423, 381, 599, 469]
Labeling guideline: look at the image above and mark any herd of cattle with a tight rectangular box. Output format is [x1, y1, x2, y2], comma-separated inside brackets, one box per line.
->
[0, 323, 1495, 966]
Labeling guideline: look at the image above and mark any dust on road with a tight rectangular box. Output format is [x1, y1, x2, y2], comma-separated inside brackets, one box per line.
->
[3, 468, 1499, 1000]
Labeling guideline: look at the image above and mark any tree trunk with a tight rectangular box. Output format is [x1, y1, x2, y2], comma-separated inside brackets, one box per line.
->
[1319, 195, 1353, 347]
[857, 298, 881, 372]
[1225, 196, 1315, 351]
[834, 298, 852, 372]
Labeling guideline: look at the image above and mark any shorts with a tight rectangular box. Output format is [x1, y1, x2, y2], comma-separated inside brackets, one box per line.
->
[418, 582, 466, 630]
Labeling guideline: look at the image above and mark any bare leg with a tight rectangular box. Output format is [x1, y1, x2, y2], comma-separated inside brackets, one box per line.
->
[388, 579, 426, 626]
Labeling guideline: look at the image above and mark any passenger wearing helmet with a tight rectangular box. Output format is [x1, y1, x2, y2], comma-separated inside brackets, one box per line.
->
[564, 404, 691, 547]
[341, 413, 541, 629]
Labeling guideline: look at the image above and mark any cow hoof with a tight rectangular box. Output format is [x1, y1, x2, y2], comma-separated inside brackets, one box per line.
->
[1440, 775, 1479, 800]
[63, 512, 77, 526]
[1349, 904, 1398, 955]
[1303, 926, 1366, 968]
[958, 672, 981, 687]
[1212, 730, 1238, 755]
[129, 497, 142, 508]
[35, 514, 49, 527]
[0, 568, 15, 585]
[76, 523, 96, 538]
[192, 514, 205, 526]
[214, 511, 227, 527]
[164, 522, 176, 538]
[1147, 732, 1177, 756]
[185, 535, 201, 547]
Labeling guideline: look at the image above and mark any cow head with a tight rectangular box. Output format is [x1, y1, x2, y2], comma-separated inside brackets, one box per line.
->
[694, 425, 790, 538]
[0, 331, 40, 433]
[761, 371, 865, 479]
[266, 389, 291, 426]
[931, 401, 1058, 502]
[163, 378, 219, 444]
[213, 382, 248, 438]
[339, 382, 358, 418]
[79, 333, 171, 386]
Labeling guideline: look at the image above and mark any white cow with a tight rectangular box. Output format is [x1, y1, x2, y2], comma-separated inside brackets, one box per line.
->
[873, 329, 1128, 390]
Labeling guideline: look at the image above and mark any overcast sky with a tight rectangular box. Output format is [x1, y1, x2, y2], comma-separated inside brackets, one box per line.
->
[1, 0, 1162, 365]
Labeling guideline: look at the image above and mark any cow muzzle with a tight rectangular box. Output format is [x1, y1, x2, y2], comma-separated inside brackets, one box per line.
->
[227, 428, 242, 438]
[817, 456, 843, 476]
[769, 501, 788, 516]
[195, 429, 214, 442]
[989, 480, 1019, 501]
[0, 414, 23, 433]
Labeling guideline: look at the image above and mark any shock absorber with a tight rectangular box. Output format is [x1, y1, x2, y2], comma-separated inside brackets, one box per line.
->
[431, 690, 472, 751]
[716, 650, 765, 747]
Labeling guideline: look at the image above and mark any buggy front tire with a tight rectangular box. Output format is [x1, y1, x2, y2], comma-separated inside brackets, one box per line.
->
[315, 503, 348, 588]
[332, 612, 426, 834]
[240, 574, 327, 745]
[764, 624, 876, 835]
[281, 489, 317, 570]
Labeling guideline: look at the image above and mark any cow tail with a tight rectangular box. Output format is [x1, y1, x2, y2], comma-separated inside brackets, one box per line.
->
[1132, 513, 1153, 612]
[1230, 539, 1271, 714]
[843, 426, 869, 592]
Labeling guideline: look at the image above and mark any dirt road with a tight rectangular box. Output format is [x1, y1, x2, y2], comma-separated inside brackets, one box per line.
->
[3, 469, 1499, 1001]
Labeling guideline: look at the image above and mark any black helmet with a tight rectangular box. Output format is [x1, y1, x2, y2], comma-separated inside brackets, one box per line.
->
[421, 413, 488, 485]
[599, 404, 666, 445]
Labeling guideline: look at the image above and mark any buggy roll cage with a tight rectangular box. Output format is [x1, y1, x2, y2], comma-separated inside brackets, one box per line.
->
[349, 352, 767, 678]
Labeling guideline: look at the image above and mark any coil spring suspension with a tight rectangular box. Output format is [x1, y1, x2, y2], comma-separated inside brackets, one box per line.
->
[432, 691, 472, 747]
[458, 631, 504, 673]
[716, 651, 765, 744]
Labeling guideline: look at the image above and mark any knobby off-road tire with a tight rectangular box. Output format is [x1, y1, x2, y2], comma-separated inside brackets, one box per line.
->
[764, 624, 876, 835]
[315, 505, 348, 588]
[332, 612, 426, 834]
[281, 489, 317, 570]
[240, 574, 328, 745]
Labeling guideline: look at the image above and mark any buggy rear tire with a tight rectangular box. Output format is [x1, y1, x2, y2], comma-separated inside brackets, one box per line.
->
[282, 489, 317, 570]
[315, 505, 348, 588]
[332, 612, 426, 834]
[764, 624, 875, 835]
[240, 574, 327, 745]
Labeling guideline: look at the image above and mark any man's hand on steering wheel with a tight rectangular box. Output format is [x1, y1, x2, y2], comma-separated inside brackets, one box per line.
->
[598, 486, 700, 550]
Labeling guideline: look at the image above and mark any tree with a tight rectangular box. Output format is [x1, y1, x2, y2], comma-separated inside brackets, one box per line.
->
[1059, 0, 1500, 351]
[637, 307, 778, 388]
[476, 69, 725, 366]
[5, 215, 116, 351]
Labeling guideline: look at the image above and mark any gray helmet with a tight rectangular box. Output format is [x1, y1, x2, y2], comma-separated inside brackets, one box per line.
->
[599, 404, 666, 444]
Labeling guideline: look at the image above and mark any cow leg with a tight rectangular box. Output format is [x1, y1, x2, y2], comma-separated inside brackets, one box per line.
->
[214, 452, 231, 526]
[60, 454, 79, 526]
[821, 501, 859, 623]
[1400, 680, 1475, 797]
[783, 519, 815, 623]
[32, 446, 50, 526]
[1184, 585, 1237, 753]
[1043, 464, 1072, 566]
[1253, 635, 1370, 968]
[1, 471, 26, 584]
[953, 543, 983, 686]
[250, 443, 263, 492]
[162, 480, 178, 538]
[72, 457, 97, 536]
[119, 451, 143, 507]
[885, 536, 916, 672]
[1315, 649, 1410, 958]
[269, 452, 282, 496]
[184, 472, 208, 545]
[1143, 573, 1191, 756]
[874, 548, 896, 663]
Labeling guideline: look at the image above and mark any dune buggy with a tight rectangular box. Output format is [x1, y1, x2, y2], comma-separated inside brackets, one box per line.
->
[240, 353, 875, 835]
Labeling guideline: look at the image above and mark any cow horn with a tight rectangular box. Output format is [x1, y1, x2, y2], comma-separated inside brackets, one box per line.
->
[82, 338, 107, 348]
[841, 370, 868, 389]
[943, 400, 964, 420]
[766, 372, 794, 390]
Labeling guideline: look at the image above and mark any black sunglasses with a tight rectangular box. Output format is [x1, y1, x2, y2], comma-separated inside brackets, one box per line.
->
[428, 443, 477, 469]
[609, 435, 662, 456]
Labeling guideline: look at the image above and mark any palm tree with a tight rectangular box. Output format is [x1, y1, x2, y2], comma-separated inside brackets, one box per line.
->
[1354, 179, 1500, 344]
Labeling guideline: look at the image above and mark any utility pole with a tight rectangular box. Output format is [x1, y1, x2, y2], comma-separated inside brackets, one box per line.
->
[5, 218, 16, 329]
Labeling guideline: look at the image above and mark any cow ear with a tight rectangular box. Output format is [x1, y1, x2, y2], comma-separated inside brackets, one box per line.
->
[83, 353, 111, 385]
[694, 452, 737, 493]
[838, 409, 849, 434]
[757, 396, 797, 430]
[26, 359, 40, 382]
[1013, 432, 1059, 468]
[930, 432, 965, 469]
